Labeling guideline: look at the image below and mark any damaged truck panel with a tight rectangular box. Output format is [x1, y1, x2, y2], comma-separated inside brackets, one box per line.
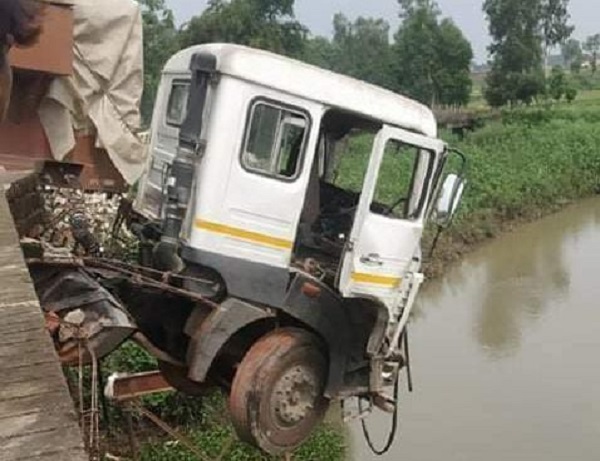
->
[16, 42, 467, 457]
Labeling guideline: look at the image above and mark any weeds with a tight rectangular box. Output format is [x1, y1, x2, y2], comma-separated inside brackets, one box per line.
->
[97, 342, 346, 461]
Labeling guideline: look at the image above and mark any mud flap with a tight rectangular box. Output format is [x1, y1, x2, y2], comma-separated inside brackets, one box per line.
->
[186, 298, 274, 383]
[31, 267, 136, 365]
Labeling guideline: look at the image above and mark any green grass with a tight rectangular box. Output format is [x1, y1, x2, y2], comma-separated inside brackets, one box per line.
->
[457, 115, 600, 216]
[97, 342, 346, 461]
[139, 418, 345, 461]
[436, 104, 600, 257]
[467, 68, 600, 111]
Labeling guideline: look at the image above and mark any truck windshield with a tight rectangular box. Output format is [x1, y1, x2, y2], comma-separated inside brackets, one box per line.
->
[370, 140, 432, 220]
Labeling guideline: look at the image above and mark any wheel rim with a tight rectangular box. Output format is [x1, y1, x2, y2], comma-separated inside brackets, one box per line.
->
[271, 364, 320, 428]
[228, 328, 330, 454]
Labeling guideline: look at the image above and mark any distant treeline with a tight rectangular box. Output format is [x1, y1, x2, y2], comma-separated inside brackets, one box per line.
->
[140, 0, 586, 120]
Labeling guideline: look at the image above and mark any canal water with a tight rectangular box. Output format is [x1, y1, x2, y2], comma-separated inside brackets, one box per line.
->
[350, 198, 600, 461]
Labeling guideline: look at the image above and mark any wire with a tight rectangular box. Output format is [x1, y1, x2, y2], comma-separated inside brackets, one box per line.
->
[404, 328, 413, 393]
[359, 328, 413, 455]
[428, 225, 444, 259]
[359, 372, 401, 456]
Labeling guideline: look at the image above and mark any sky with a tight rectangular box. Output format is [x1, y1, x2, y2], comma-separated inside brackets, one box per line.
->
[166, 0, 597, 63]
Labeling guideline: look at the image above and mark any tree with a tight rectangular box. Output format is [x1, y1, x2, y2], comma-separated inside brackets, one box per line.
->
[394, 0, 440, 105]
[564, 84, 577, 102]
[178, 0, 307, 58]
[394, 0, 473, 107]
[483, 0, 573, 107]
[326, 14, 395, 89]
[561, 38, 583, 72]
[302, 36, 336, 70]
[584, 34, 600, 74]
[140, 0, 179, 122]
[397, 0, 439, 19]
[541, 0, 574, 56]
[435, 18, 474, 107]
[548, 66, 567, 101]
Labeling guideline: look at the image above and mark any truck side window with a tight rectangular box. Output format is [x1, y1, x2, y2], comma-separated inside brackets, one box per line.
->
[242, 101, 308, 179]
[166, 81, 190, 127]
[371, 141, 433, 220]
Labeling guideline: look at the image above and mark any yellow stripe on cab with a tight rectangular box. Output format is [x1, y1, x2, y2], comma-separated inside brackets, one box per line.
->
[351, 272, 402, 288]
[195, 219, 293, 250]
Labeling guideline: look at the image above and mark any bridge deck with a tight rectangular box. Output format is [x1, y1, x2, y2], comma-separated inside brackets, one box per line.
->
[0, 180, 86, 461]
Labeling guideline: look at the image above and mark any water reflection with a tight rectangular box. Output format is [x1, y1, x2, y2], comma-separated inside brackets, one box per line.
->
[350, 198, 600, 461]
[473, 202, 598, 358]
[417, 201, 599, 359]
[475, 230, 570, 358]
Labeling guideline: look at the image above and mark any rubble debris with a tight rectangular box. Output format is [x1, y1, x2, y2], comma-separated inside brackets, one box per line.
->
[40, 186, 136, 257]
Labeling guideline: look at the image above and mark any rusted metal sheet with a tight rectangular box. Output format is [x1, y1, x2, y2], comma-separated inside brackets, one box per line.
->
[8, 3, 74, 76]
[105, 371, 173, 402]
[0, 118, 127, 193]
[30, 266, 136, 365]
[27, 256, 220, 369]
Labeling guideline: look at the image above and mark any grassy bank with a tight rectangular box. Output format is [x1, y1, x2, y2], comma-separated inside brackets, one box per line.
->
[429, 105, 600, 274]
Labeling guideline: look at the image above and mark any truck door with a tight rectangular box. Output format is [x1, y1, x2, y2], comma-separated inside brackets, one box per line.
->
[338, 125, 444, 307]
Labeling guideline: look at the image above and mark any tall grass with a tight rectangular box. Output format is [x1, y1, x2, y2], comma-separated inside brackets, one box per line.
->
[454, 107, 600, 222]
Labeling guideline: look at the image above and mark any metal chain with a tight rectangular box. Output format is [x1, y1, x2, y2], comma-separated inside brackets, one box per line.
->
[74, 325, 101, 460]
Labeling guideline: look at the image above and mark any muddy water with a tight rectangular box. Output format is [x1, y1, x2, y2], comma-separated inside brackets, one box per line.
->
[350, 198, 600, 461]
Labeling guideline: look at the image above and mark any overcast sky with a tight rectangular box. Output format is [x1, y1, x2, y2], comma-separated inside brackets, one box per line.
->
[166, 0, 597, 63]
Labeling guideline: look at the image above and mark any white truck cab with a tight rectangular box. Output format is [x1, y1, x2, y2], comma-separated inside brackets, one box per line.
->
[133, 44, 465, 454]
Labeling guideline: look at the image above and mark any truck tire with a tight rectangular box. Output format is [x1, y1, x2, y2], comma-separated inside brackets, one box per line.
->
[229, 328, 329, 455]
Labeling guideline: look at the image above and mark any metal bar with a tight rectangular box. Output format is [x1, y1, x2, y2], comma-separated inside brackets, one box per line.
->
[134, 403, 210, 461]
[124, 402, 139, 461]
[98, 359, 111, 436]
[26, 257, 219, 309]
[105, 371, 173, 402]
[386, 272, 424, 359]
[403, 329, 413, 393]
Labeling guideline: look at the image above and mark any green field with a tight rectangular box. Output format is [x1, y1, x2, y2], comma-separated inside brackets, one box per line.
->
[468, 68, 600, 110]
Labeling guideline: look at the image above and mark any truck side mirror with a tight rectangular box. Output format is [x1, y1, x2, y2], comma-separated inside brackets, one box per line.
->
[434, 173, 465, 227]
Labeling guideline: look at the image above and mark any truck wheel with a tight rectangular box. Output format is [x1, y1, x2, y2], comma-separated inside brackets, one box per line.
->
[229, 328, 329, 455]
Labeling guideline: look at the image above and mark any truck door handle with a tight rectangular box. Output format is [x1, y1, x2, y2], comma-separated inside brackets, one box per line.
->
[360, 254, 383, 266]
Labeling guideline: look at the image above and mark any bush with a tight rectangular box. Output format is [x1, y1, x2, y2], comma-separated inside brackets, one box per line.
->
[548, 66, 567, 101]
[565, 86, 578, 103]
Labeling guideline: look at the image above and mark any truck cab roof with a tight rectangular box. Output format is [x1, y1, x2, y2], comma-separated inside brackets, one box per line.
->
[163, 43, 438, 138]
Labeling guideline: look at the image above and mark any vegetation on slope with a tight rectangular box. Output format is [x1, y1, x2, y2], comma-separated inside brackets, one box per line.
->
[96, 343, 346, 461]
[430, 104, 600, 273]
